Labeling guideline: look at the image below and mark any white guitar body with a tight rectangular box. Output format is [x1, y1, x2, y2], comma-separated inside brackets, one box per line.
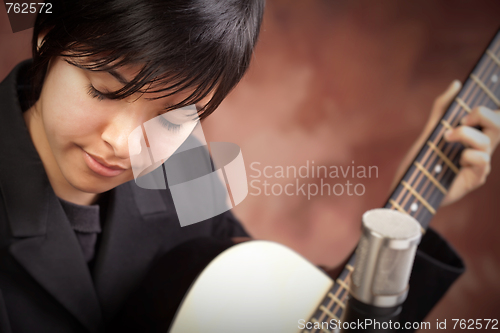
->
[169, 241, 334, 333]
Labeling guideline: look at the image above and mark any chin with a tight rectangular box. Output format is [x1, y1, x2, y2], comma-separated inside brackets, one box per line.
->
[67, 172, 130, 194]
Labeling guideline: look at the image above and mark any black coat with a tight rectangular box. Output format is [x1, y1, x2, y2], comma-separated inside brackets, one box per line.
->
[0, 61, 465, 333]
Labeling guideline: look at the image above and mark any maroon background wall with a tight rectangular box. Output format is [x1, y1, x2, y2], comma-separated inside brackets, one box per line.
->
[2, 1, 500, 331]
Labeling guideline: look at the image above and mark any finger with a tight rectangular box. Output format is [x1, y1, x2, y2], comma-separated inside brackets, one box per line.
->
[431, 80, 462, 118]
[445, 126, 492, 153]
[461, 107, 500, 145]
[441, 148, 491, 206]
[459, 148, 491, 182]
[442, 160, 487, 206]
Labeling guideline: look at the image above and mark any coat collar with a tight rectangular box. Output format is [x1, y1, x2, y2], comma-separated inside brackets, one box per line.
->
[0, 60, 172, 331]
[8, 197, 104, 333]
[0, 60, 49, 238]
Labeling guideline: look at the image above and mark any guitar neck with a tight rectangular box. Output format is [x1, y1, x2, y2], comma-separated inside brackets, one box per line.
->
[304, 28, 500, 331]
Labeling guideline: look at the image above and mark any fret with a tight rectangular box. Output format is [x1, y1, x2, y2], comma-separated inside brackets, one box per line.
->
[414, 161, 448, 195]
[335, 278, 350, 292]
[401, 181, 436, 214]
[455, 97, 472, 113]
[320, 305, 340, 320]
[488, 66, 500, 101]
[440, 119, 453, 132]
[306, 270, 352, 333]
[388, 199, 426, 233]
[426, 141, 459, 174]
[327, 292, 346, 309]
[438, 141, 464, 191]
[304, 30, 500, 332]
[389, 198, 407, 214]
[336, 271, 351, 288]
[486, 49, 500, 68]
[471, 74, 500, 107]
[390, 198, 428, 233]
[423, 160, 451, 193]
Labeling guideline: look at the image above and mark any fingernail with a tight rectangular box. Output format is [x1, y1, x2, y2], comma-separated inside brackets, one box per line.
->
[444, 129, 452, 139]
[452, 80, 461, 89]
[479, 106, 488, 113]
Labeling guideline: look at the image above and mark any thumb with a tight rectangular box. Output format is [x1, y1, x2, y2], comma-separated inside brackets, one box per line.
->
[430, 80, 462, 120]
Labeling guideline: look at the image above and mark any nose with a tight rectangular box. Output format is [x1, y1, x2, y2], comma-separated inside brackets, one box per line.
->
[101, 103, 147, 159]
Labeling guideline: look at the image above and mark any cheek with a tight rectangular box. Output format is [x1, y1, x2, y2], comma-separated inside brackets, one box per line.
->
[131, 120, 198, 177]
[145, 120, 198, 160]
[40, 74, 106, 145]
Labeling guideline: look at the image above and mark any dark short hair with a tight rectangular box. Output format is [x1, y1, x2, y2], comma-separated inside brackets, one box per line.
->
[31, 0, 265, 118]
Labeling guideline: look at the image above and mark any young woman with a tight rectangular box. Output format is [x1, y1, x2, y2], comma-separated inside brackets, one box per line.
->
[0, 1, 263, 332]
[0, 1, 499, 332]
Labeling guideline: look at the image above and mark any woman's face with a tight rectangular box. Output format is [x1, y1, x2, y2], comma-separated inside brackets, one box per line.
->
[29, 56, 207, 203]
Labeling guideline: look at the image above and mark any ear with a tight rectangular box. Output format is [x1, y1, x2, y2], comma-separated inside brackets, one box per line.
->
[36, 31, 48, 52]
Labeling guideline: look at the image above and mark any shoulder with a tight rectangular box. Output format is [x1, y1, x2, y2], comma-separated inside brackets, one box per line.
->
[0, 59, 32, 105]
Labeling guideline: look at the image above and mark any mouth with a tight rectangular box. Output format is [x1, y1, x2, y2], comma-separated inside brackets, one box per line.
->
[82, 150, 127, 177]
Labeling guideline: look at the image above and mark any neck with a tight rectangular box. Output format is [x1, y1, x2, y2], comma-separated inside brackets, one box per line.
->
[385, 31, 500, 230]
[302, 28, 500, 331]
[23, 104, 99, 206]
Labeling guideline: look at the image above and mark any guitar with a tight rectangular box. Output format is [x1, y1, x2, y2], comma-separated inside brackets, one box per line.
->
[116, 29, 500, 333]
[170, 29, 500, 333]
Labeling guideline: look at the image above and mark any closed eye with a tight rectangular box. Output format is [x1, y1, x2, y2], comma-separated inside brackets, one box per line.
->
[87, 84, 188, 134]
[87, 84, 106, 101]
[157, 116, 181, 133]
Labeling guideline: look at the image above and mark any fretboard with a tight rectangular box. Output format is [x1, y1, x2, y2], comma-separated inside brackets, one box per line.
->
[303, 29, 500, 332]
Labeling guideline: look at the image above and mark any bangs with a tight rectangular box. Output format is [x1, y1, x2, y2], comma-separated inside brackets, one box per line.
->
[64, 50, 221, 118]
[32, 0, 264, 119]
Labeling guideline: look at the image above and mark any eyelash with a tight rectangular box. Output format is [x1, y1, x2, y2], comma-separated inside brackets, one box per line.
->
[157, 116, 181, 132]
[87, 84, 182, 132]
[87, 84, 106, 101]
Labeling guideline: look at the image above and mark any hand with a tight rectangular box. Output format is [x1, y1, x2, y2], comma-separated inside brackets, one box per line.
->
[442, 94, 500, 205]
[390, 80, 500, 206]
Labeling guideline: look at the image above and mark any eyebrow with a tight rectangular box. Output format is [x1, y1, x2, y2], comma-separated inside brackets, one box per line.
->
[68, 60, 130, 85]
[107, 69, 129, 85]
[77, 63, 206, 113]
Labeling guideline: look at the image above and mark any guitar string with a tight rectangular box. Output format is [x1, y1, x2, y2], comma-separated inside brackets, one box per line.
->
[323, 47, 498, 332]
[306, 40, 499, 333]
[387, 42, 496, 228]
[307, 261, 354, 331]
[322, 271, 349, 321]
[413, 38, 500, 220]
[305, 33, 500, 332]
[408, 37, 500, 222]
[307, 34, 500, 332]
[424, 35, 500, 213]
[403, 44, 500, 223]
[389, 35, 500, 219]
[393, 40, 499, 223]
[341, 37, 499, 329]
[412, 47, 500, 222]
[308, 268, 353, 332]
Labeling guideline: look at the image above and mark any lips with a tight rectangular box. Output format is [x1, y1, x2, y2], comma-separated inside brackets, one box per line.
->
[83, 150, 127, 177]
